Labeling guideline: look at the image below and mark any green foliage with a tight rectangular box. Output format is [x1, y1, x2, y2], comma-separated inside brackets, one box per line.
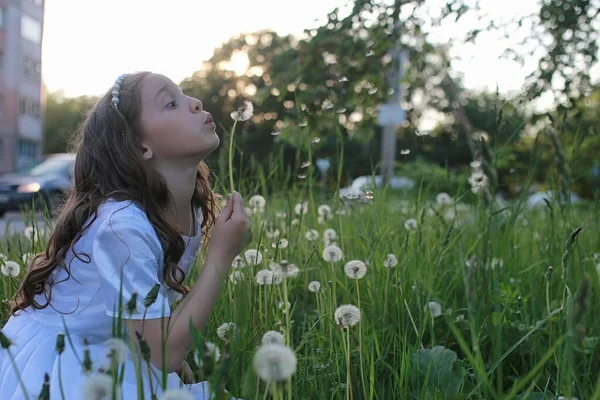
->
[413, 346, 465, 397]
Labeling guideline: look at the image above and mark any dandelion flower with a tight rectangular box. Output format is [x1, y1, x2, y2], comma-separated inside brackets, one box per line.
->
[103, 338, 130, 366]
[256, 269, 274, 285]
[428, 301, 442, 318]
[317, 204, 333, 218]
[244, 249, 263, 265]
[271, 238, 289, 249]
[469, 169, 489, 194]
[323, 228, 337, 241]
[81, 374, 119, 400]
[193, 341, 221, 368]
[344, 260, 367, 279]
[24, 226, 38, 241]
[216, 322, 239, 341]
[230, 100, 254, 121]
[248, 195, 266, 211]
[295, 202, 308, 216]
[404, 219, 417, 231]
[436, 193, 453, 206]
[159, 389, 194, 400]
[308, 281, 321, 292]
[383, 254, 398, 268]
[229, 271, 242, 284]
[334, 304, 361, 327]
[270, 261, 299, 278]
[1, 261, 20, 277]
[262, 330, 284, 345]
[277, 301, 291, 313]
[253, 343, 297, 382]
[305, 229, 319, 241]
[231, 255, 244, 268]
[323, 245, 343, 262]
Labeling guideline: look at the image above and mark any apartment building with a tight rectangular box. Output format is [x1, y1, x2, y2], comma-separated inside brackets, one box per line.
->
[0, 0, 44, 174]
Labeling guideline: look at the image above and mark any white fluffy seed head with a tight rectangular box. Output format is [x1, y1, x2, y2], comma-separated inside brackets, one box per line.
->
[1, 261, 20, 277]
[308, 281, 321, 293]
[305, 229, 319, 241]
[245, 249, 263, 265]
[262, 330, 284, 345]
[216, 322, 238, 341]
[436, 192, 453, 206]
[323, 228, 337, 241]
[253, 343, 297, 382]
[256, 269, 274, 285]
[334, 304, 361, 327]
[159, 389, 194, 400]
[103, 338, 130, 367]
[428, 301, 442, 318]
[344, 260, 367, 279]
[81, 374, 119, 400]
[323, 245, 343, 262]
[404, 219, 418, 231]
[383, 254, 398, 268]
[248, 195, 267, 210]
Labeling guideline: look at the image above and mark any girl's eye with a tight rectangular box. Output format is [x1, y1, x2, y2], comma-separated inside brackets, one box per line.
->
[166, 100, 178, 109]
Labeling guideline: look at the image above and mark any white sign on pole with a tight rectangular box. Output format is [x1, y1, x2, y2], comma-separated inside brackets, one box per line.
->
[377, 103, 405, 127]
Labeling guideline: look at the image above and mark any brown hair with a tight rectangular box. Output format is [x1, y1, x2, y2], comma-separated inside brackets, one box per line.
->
[11, 71, 220, 315]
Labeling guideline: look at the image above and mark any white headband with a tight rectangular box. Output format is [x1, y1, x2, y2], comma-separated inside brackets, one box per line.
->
[111, 74, 128, 110]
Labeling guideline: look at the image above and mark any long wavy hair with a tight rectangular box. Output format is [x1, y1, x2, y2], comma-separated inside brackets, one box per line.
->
[11, 71, 220, 315]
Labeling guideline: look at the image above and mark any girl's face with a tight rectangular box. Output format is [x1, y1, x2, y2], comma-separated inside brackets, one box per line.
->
[138, 73, 220, 162]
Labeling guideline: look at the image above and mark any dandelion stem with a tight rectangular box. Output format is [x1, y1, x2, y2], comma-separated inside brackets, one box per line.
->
[228, 120, 239, 195]
[355, 280, 367, 400]
[58, 354, 66, 400]
[346, 327, 353, 400]
[7, 347, 30, 400]
[383, 269, 390, 324]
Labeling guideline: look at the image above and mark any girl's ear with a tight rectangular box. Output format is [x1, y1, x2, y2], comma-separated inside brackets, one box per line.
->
[141, 142, 154, 161]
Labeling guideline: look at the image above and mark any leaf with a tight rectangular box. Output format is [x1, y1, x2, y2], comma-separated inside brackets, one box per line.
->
[412, 346, 464, 397]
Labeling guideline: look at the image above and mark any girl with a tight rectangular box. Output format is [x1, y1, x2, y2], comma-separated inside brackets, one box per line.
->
[0, 72, 252, 399]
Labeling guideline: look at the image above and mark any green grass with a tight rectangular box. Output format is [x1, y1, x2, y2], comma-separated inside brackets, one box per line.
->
[1, 186, 599, 399]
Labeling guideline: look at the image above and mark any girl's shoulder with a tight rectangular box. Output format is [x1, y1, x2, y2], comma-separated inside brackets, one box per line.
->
[92, 198, 154, 233]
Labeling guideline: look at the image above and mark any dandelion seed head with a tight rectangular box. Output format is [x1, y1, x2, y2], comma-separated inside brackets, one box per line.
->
[383, 254, 398, 268]
[291, 218, 300, 226]
[323, 228, 337, 241]
[102, 338, 130, 367]
[334, 304, 361, 327]
[256, 269, 274, 285]
[428, 301, 442, 318]
[308, 281, 321, 292]
[262, 330, 284, 345]
[404, 219, 417, 231]
[1, 261, 20, 277]
[81, 374, 119, 400]
[305, 229, 319, 241]
[436, 192, 453, 206]
[245, 249, 263, 265]
[230, 100, 254, 121]
[294, 202, 309, 216]
[323, 245, 343, 262]
[248, 195, 266, 211]
[317, 204, 332, 218]
[229, 271, 243, 284]
[216, 322, 239, 341]
[344, 260, 367, 279]
[469, 169, 489, 194]
[253, 343, 297, 382]
[232, 255, 244, 268]
[271, 238, 289, 249]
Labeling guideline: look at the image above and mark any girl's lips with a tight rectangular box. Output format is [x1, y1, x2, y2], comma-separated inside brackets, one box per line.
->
[205, 114, 213, 125]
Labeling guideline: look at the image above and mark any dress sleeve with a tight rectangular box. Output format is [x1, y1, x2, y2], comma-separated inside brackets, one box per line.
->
[93, 208, 171, 320]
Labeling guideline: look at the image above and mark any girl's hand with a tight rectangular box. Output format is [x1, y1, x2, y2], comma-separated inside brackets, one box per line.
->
[206, 192, 252, 271]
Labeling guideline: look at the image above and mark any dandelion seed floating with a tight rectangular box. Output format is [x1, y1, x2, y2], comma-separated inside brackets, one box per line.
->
[321, 99, 334, 110]
[301, 161, 311, 169]
[400, 149, 411, 155]
[336, 108, 347, 114]
[298, 121, 308, 127]
[297, 173, 307, 179]
[338, 76, 349, 83]
[368, 87, 378, 95]
[271, 130, 280, 136]
[311, 137, 321, 144]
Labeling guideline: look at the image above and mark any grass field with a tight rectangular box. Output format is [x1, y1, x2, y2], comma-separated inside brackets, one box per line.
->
[1, 184, 599, 399]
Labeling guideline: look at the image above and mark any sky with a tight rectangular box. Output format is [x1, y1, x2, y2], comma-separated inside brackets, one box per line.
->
[41, 0, 595, 102]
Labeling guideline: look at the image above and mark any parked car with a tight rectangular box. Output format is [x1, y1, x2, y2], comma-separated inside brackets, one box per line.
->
[0, 153, 75, 217]
[339, 175, 415, 200]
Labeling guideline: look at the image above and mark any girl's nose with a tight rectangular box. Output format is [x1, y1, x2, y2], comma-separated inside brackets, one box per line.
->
[190, 97, 203, 113]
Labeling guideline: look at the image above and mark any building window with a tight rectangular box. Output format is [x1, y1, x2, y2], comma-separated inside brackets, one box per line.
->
[19, 98, 40, 118]
[23, 58, 41, 80]
[18, 139, 38, 159]
[0, 9, 5, 29]
[21, 15, 42, 44]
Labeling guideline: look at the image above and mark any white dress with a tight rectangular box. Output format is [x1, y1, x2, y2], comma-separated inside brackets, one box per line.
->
[0, 198, 218, 399]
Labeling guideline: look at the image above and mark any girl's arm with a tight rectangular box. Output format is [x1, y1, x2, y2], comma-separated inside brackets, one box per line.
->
[125, 192, 250, 373]
[126, 252, 228, 372]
